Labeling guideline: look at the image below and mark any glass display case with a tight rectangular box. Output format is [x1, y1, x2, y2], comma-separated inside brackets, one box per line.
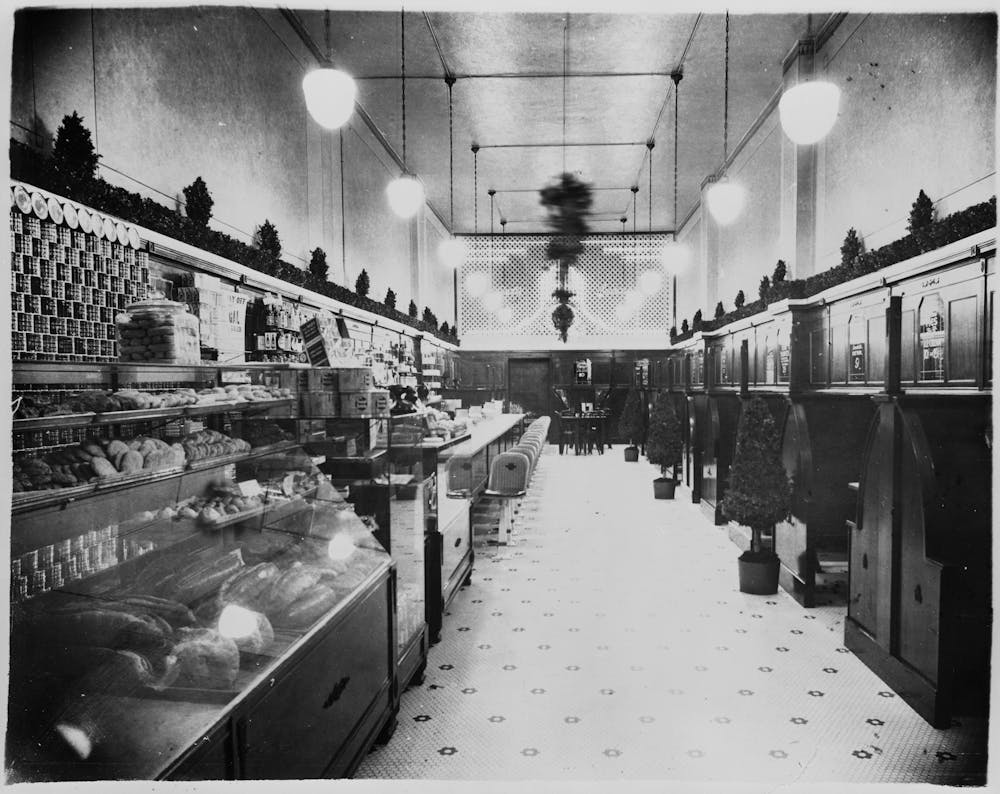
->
[7, 363, 396, 781]
[312, 413, 430, 690]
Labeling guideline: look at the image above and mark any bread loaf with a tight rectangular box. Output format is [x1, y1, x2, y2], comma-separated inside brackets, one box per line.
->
[219, 562, 280, 607]
[38, 608, 169, 652]
[170, 548, 246, 605]
[119, 594, 197, 628]
[171, 628, 239, 690]
[262, 564, 324, 616]
[272, 585, 339, 629]
[232, 611, 275, 655]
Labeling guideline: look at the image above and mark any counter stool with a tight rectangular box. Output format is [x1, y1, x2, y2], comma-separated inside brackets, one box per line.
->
[444, 453, 476, 498]
[482, 450, 531, 546]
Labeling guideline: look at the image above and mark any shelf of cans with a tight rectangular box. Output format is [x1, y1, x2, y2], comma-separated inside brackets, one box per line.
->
[10, 205, 150, 362]
[11, 523, 123, 602]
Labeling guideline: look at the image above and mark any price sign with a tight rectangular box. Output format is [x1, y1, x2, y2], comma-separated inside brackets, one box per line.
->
[850, 342, 866, 381]
[237, 479, 263, 498]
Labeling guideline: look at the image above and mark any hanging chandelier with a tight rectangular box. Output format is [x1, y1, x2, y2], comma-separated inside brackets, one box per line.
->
[386, 8, 424, 219]
[706, 11, 745, 226]
[302, 11, 357, 130]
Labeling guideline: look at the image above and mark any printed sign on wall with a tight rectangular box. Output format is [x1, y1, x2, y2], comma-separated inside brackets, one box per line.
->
[849, 342, 866, 382]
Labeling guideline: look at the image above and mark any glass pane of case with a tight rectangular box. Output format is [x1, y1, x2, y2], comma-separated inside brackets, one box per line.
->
[7, 438, 389, 782]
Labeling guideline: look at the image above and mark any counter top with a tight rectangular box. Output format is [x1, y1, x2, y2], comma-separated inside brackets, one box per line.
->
[437, 414, 524, 459]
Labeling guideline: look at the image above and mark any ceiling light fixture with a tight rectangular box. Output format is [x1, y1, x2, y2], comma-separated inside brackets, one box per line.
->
[386, 8, 424, 219]
[779, 15, 840, 145]
[438, 75, 465, 272]
[302, 10, 357, 130]
[662, 71, 691, 272]
[481, 188, 501, 312]
[706, 11, 745, 226]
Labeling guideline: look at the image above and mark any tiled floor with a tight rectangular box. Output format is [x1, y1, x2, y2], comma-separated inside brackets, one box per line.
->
[356, 447, 989, 785]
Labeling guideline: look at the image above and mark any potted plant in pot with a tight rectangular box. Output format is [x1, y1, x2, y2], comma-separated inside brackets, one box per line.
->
[618, 388, 645, 462]
[720, 396, 793, 595]
[645, 391, 683, 499]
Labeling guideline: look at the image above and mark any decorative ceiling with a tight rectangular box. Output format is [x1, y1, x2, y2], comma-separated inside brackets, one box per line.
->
[291, 9, 827, 235]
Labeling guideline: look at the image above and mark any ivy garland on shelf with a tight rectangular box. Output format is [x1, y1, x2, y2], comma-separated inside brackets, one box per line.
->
[9, 123, 459, 345]
[671, 194, 995, 345]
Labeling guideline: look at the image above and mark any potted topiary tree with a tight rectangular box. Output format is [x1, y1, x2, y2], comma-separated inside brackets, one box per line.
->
[720, 396, 792, 595]
[618, 388, 644, 462]
[645, 390, 683, 499]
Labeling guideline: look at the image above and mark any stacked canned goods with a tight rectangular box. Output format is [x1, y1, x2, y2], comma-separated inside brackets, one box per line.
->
[10, 184, 149, 363]
[11, 523, 121, 601]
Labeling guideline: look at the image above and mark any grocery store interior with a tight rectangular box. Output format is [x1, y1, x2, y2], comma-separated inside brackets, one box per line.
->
[4, 4, 995, 789]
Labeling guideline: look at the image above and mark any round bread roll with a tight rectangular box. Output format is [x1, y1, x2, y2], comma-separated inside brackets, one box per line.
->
[171, 627, 239, 690]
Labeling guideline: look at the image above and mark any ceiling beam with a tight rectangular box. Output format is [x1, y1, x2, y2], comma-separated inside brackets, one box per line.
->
[353, 71, 680, 80]
[476, 141, 648, 149]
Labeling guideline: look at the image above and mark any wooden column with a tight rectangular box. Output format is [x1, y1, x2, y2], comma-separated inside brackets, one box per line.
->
[885, 295, 902, 395]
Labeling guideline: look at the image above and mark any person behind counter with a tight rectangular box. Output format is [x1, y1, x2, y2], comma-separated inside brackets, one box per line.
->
[389, 385, 422, 415]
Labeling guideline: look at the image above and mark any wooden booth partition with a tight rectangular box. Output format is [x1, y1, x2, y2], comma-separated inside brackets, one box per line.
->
[776, 394, 875, 606]
[846, 394, 991, 727]
[699, 392, 742, 526]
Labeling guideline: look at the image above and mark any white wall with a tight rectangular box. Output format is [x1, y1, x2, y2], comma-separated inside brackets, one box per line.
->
[673, 12, 996, 325]
[9, 6, 457, 325]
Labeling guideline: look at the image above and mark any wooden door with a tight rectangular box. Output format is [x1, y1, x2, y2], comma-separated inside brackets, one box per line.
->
[507, 358, 550, 421]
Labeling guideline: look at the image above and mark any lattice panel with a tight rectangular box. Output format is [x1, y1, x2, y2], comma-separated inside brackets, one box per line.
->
[459, 234, 673, 339]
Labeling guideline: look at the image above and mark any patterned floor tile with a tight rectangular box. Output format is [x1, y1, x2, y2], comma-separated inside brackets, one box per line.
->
[355, 447, 988, 784]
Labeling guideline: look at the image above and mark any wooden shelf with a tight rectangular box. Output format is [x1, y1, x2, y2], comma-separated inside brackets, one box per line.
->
[12, 441, 300, 514]
[15, 398, 293, 433]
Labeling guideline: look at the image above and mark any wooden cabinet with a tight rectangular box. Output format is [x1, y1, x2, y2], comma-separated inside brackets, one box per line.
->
[238, 570, 394, 779]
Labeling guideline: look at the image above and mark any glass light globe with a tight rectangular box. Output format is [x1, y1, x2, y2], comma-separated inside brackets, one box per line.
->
[638, 270, 663, 296]
[302, 68, 357, 129]
[386, 175, 425, 218]
[218, 604, 258, 639]
[466, 271, 490, 298]
[482, 291, 503, 312]
[706, 180, 746, 225]
[661, 241, 691, 272]
[779, 81, 841, 145]
[623, 289, 643, 311]
[439, 237, 466, 269]
[328, 533, 356, 561]
[498, 306, 514, 324]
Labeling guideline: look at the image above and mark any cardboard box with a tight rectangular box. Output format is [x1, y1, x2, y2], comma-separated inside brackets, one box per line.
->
[306, 367, 339, 393]
[301, 391, 340, 418]
[340, 390, 390, 417]
[337, 367, 375, 392]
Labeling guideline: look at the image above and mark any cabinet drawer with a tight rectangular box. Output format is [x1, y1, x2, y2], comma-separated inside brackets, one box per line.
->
[239, 575, 392, 779]
[441, 508, 471, 586]
[170, 728, 232, 781]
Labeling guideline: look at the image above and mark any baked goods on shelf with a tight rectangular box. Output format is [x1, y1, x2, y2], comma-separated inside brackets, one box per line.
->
[180, 429, 251, 462]
[13, 436, 187, 492]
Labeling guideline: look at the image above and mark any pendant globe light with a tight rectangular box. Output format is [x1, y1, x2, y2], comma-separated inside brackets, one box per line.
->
[779, 81, 840, 144]
[779, 16, 840, 145]
[386, 8, 424, 219]
[705, 11, 745, 226]
[438, 76, 465, 269]
[662, 70, 691, 272]
[303, 11, 357, 130]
